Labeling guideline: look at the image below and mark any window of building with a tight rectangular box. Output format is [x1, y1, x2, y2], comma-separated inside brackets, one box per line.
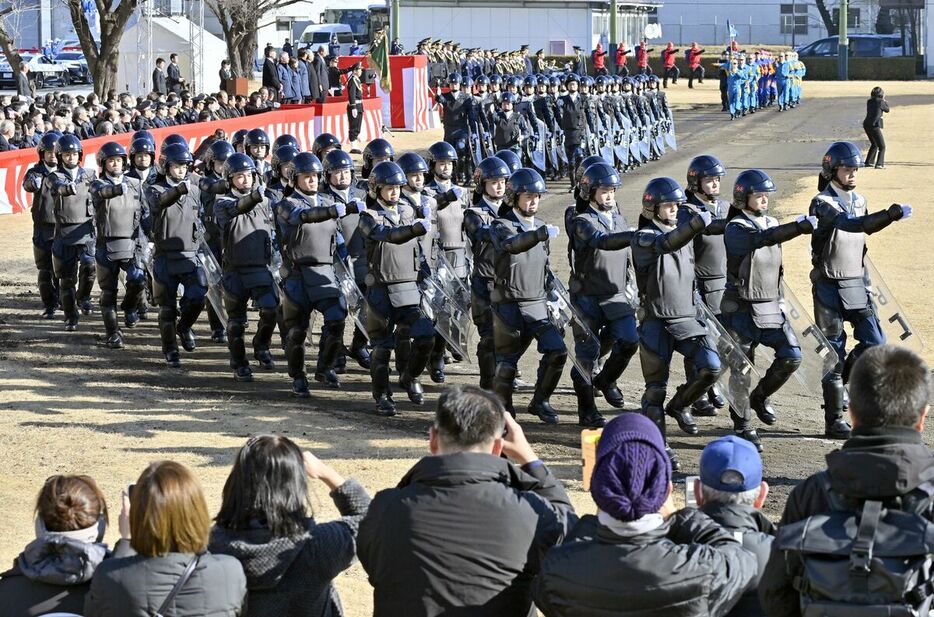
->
[276, 20, 291, 32]
[832, 8, 861, 29]
[779, 3, 808, 35]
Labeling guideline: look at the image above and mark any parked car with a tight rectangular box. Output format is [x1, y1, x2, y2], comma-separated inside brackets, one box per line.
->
[55, 51, 92, 84]
[298, 23, 356, 55]
[0, 53, 70, 89]
[796, 34, 905, 58]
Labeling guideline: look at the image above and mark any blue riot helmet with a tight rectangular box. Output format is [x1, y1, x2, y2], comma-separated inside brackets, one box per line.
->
[732, 169, 776, 209]
[686, 155, 727, 196]
[494, 149, 521, 174]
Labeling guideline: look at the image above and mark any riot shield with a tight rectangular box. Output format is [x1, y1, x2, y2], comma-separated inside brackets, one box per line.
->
[695, 294, 760, 412]
[638, 126, 651, 159]
[599, 131, 614, 166]
[529, 117, 547, 172]
[865, 256, 924, 352]
[547, 130, 559, 170]
[547, 273, 599, 385]
[468, 124, 483, 166]
[197, 237, 228, 324]
[780, 281, 836, 394]
[652, 124, 665, 154]
[664, 114, 678, 151]
[334, 257, 369, 342]
[420, 251, 473, 361]
[555, 131, 569, 164]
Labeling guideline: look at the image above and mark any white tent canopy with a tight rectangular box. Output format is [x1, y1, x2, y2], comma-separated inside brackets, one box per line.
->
[117, 13, 227, 97]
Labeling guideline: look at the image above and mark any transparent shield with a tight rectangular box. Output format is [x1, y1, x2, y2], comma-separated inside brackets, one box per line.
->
[197, 237, 228, 324]
[548, 275, 599, 385]
[696, 294, 760, 411]
[865, 256, 925, 353]
[422, 251, 473, 361]
[780, 281, 837, 395]
[334, 257, 369, 342]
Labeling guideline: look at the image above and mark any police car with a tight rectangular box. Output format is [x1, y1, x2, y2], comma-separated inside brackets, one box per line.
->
[54, 51, 92, 84]
[0, 53, 70, 89]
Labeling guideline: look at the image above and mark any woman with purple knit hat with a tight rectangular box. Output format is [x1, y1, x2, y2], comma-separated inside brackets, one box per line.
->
[532, 413, 757, 617]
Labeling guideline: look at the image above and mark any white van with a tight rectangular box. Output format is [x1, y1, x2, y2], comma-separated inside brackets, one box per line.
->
[299, 23, 357, 55]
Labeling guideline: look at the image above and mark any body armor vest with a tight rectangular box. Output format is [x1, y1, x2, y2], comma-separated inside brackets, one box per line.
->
[571, 209, 631, 297]
[220, 192, 273, 268]
[635, 222, 696, 319]
[728, 212, 783, 302]
[491, 215, 548, 304]
[467, 201, 498, 280]
[364, 203, 420, 285]
[28, 164, 57, 225]
[685, 194, 728, 279]
[813, 187, 867, 281]
[284, 193, 338, 266]
[149, 180, 202, 255]
[52, 169, 94, 225]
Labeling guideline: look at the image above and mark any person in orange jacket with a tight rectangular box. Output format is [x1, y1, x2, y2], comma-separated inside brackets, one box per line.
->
[636, 38, 654, 75]
[661, 41, 680, 88]
[687, 42, 705, 88]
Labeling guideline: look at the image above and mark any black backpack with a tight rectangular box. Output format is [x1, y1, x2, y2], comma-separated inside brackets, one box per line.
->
[777, 472, 934, 617]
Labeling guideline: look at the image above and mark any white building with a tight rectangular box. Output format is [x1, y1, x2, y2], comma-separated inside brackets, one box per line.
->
[655, 0, 881, 48]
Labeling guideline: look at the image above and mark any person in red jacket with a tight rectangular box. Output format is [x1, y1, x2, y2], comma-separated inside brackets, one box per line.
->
[615, 44, 632, 76]
[592, 43, 608, 76]
[687, 41, 706, 88]
[636, 38, 654, 75]
[661, 41, 680, 88]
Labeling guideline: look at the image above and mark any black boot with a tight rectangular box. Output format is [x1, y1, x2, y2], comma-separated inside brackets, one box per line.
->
[574, 379, 605, 428]
[76, 262, 95, 315]
[429, 335, 446, 383]
[395, 329, 411, 377]
[527, 351, 566, 425]
[645, 404, 679, 472]
[664, 366, 720, 435]
[207, 303, 227, 343]
[592, 343, 635, 409]
[38, 270, 58, 318]
[314, 321, 345, 389]
[371, 347, 396, 416]
[102, 306, 124, 349]
[477, 337, 496, 390]
[665, 386, 700, 435]
[348, 326, 371, 369]
[227, 320, 250, 378]
[159, 308, 180, 367]
[822, 378, 852, 439]
[286, 326, 310, 397]
[708, 383, 726, 408]
[399, 336, 433, 405]
[493, 364, 518, 417]
[176, 300, 204, 352]
[750, 357, 801, 425]
[252, 308, 277, 369]
[730, 407, 762, 452]
[60, 282, 78, 331]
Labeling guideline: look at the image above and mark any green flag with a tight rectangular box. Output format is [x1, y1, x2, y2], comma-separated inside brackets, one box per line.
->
[368, 28, 392, 92]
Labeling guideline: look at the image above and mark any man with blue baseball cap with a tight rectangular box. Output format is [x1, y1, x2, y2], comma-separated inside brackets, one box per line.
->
[696, 435, 775, 617]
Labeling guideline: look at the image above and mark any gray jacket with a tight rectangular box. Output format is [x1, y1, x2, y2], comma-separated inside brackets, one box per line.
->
[0, 535, 119, 617]
[84, 540, 246, 617]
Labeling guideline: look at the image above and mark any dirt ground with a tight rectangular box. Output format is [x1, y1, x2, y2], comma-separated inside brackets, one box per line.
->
[1, 79, 932, 616]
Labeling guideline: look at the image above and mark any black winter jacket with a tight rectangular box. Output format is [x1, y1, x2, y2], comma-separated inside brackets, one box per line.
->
[532, 508, 758, 617]
[357, 452, 576, 617]
[209, 479, 370, 617]
[701, 502, 776, 617]
[759, 426, 934, 617]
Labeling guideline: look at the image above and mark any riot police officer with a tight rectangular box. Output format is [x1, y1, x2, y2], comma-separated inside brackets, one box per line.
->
[489, 168, 566, 423]
[267, 144, 299, 208]
[567, 162, 638, 428]
[632, 177, 720, 470]
[319, 149, 370, 370]
[358, 161, 434, 416]
[810, 141, 912, 438]
[126, 135, 158, 323]
[277, 152, 349, 396]
[244, 128, 272, 180]
[722, 169, 816, 450]
[145, 143, 207, 367]
[198, 139, 234, 343]
[311, 132, 341, 161]
[356, 138, 395, 194]
[680, 155, 730, 416]
[90, 142, 147, 349]
[24, 131, 62, 318]
[492, 92, 532, 154]
[464, 156, 511, 390]
[214, 153, 280, 381]
[435, 73, 480, 184]
[48, 134, 97, 331]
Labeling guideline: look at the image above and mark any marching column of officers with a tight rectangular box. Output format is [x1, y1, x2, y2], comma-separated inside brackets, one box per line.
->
[434, 70, 677, 189]
[26, 129, 912, 463]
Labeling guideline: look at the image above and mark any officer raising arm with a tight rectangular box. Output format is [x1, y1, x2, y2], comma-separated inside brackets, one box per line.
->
[489, 168, 567, 424]
[25, 131, 63, 319]
[722, 170, 816, 451]
[358, 161, 434, 417]
[631, 177, 720, 471]
[810, 141, 913, 438]
[277, 152, 349, 397]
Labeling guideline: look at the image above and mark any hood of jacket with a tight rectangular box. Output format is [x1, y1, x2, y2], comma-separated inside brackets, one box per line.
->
[209, 522, 313, 590]
[397, 452, 541, 492]
[701, 502, 776, 536]
[16, 535, 108, 586]
[826, 426, 934, 500]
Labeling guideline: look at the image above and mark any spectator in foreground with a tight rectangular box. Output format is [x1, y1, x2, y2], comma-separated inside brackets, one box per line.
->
[84, 460, 246, 616]
[532, 413, 757, 617]
[760, 344, 932, 616]
[697, 435, 775, 617]
[0, 475, 116, 617]
[210, 435, 370, 617]
[358, 386, 576, 617]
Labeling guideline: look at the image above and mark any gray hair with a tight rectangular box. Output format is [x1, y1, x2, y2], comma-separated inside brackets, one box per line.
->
[700, 483, 759, 507]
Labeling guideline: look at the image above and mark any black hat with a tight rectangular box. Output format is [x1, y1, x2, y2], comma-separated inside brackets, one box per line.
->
[573, 45, 582, 51]
[326, 55, 337, 62]
[536, 49, 543, 55]
[136, 101, 151, 112]
[520, 44, 529, 51]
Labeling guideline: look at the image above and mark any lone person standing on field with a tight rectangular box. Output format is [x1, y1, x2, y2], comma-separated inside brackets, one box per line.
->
[863, 86, 889, 169]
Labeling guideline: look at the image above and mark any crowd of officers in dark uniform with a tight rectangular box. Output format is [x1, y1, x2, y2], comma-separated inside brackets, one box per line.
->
[25, 118, 911, 467]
